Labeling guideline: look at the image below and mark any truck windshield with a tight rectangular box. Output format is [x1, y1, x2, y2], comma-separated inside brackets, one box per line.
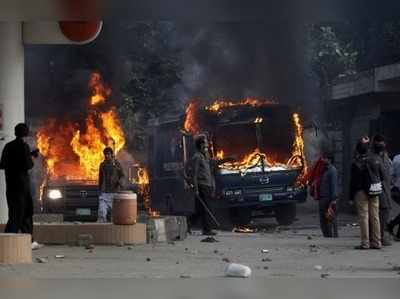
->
[213, 107, 298, 174]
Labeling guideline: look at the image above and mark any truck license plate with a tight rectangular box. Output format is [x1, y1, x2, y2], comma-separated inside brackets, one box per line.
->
[76, 208, 91, 216]
[259, 194, 273, 202]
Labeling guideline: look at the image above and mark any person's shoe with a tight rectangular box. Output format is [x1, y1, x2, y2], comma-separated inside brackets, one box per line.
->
[202, 230, 217, 236]
[354, 245, 369, 250]
[31, 241, 43, 250]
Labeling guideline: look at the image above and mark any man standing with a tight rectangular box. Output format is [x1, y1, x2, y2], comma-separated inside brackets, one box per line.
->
[318, 152, 339, 238]
[191, 135, 217, 236]
[0, 123, 36, 236]
[371, 134, 393, 246]
[350, 139, 382, 249]
[98, 147, 125, 222]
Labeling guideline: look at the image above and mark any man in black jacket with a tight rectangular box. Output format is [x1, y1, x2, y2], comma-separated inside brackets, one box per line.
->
[0, 123, 36, 235]
[318, 151, 338, 238]
[350, 140, 383, 249]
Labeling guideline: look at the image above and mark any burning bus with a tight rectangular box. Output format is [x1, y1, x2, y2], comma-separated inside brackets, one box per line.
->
[36, 72, 128, 221]
[149, 98, 307, 226]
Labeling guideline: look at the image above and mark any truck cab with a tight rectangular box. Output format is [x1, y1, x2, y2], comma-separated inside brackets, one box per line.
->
[210, 104, 307, 225]
[149, 103, 307, 226]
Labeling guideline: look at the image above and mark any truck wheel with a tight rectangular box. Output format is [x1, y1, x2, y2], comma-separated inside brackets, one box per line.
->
[275, 204, 296, 226]
[229, 207, 252, 226]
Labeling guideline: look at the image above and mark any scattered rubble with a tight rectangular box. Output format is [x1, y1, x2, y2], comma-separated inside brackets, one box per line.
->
[263, 266, 269, 270]
[85, 244, 95, 250]
[307, 236, 313, 240]
[261, 249, 269, 253]
[314, 265, 323, 271]
[225, 263, 252, 278]
[180, 274, 192, 279]
[262, 258, 272, 262]
[36, 257, 48, 264]
[213, 249, 219, 254]
[321, 273, 330, 278]
[146, 258, 151, 262]
[127, 246, 133, 250]
[201, 237, 219, 243]
[55, 255, 65, 259]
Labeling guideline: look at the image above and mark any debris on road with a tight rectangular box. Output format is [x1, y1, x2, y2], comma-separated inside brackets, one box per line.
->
[201, 237, 219, 243]
[225, 263, 252, 278]
[78, 234, 93, 247]
[392, 266, 400, 271]
[55, 255, 65, 259]
[213, 249, 219, 254]
[262, 258, 272, 262]
[127, 246, 133, 250]
[307, 236, 313, 240]
[222, 257, 231, 263]
[314, 265, 323, 271]
[36, 257, 48, 264]
[321, 273, 330, 278]
[146, 258, 151, 262]
[85, 244, 95, 250]
[261, 249, 269, 253]
[180, 274, 192, 279]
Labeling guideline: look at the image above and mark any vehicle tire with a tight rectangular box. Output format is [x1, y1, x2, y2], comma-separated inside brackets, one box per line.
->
[229, 207, 252, 226]
[275, 203, 296, 226]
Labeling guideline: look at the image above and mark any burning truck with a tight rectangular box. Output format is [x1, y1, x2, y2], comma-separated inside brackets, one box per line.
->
[36, 72, 149, 221]
[149, 98, 307, 225]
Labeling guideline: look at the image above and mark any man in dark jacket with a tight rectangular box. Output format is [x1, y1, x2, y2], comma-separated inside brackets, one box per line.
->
[0, 123, 36, 235]
[190, 135, 216, 236]
[350, 139, 382, 249]
[371, 134, 393, 246]
[97, 147, 125, 222]
[318, 151, 338, 238]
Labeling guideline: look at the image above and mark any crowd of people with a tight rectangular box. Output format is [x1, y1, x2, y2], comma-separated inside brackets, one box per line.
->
[310, 134, 400, 249]
[2, 122, 400, 251]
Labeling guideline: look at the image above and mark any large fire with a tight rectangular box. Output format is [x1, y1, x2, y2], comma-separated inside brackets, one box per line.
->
[183, 99, 307, 175]
[37, 72, 125, 181]
[137, 167, 160, 217]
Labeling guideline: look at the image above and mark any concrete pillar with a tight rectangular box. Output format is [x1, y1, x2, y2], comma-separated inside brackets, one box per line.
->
[0, 22, 25, 224]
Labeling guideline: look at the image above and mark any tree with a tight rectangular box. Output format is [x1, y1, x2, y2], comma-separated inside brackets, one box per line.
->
[119, 22, 182, 152]
[308, 20, 400, 87]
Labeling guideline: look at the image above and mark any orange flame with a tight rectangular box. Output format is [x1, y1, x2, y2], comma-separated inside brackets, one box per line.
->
[184, 99, 307, 174]
[184, 101, 202, 135]
[37, 72, 126, 181]
[137, 167, 160, 217]
[205, 98, 276, 113]
[89, 72, 111, 106]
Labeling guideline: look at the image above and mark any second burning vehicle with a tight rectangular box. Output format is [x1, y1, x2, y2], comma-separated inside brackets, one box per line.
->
[150, 99, 307, 226]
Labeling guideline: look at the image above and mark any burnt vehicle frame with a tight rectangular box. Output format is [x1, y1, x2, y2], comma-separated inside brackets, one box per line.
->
[148, 103, 307, 226]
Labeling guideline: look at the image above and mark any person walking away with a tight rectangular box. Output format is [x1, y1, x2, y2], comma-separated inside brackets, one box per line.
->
[0, 123, 41, 249]
[190, 135, 217, 236]
[388, 153, 400, 241]
[371, 134, 393, 246]
[350, 139, 382, 249]
[318, 152, 339, 238]
[98, 147, 125, 222]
